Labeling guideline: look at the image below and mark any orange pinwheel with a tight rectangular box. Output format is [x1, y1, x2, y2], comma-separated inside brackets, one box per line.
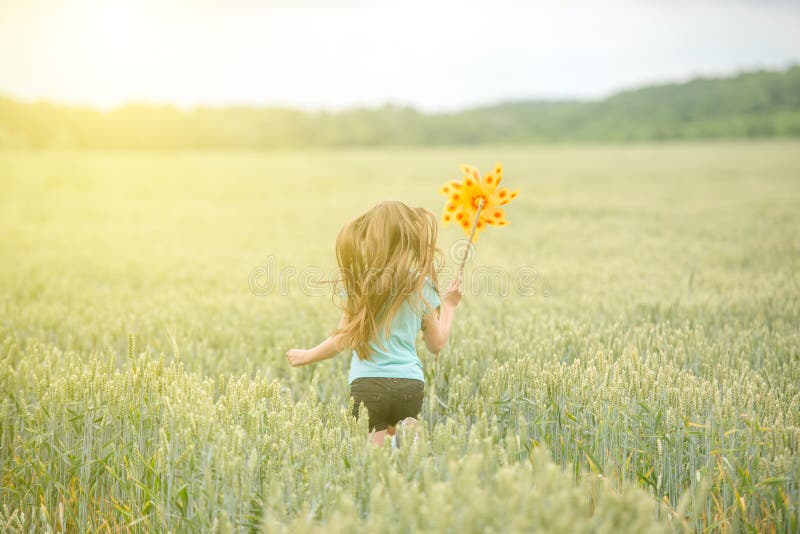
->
[439, 163, 519, 274]
[439, 163, 519, 240]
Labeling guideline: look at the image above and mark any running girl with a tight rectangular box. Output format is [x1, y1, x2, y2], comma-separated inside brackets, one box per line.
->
[286, 200, 462, 447]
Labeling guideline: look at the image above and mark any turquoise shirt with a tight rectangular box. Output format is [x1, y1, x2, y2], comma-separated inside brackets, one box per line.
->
[347, 278, 441, 384]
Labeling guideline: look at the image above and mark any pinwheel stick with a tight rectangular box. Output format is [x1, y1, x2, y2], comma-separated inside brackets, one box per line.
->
[458, 198, 485, 276]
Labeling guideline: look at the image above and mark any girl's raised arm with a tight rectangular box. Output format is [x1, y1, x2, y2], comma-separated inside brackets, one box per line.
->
[286, 312, 348, 367]
[421, 274, 463, 354]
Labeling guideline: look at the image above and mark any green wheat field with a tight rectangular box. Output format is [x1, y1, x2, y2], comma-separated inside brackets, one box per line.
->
[1, 142, 798, 532]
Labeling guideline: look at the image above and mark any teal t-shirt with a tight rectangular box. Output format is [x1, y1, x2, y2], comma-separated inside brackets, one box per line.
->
[346, 277, 441, 384]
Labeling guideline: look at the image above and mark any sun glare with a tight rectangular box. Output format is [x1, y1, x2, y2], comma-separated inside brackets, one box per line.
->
[0, 1, 798, 111]
[99, 3, 135, 34]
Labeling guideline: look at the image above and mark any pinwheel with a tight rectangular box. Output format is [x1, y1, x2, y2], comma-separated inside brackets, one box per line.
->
[439, 163, 519, 272]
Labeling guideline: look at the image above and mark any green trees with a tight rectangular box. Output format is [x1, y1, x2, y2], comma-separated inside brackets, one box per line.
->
[1, 67, 799, 148]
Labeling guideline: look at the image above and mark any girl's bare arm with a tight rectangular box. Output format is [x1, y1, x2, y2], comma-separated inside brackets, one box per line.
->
[286, 312, 348, 367]
[422, 275, 463, 354]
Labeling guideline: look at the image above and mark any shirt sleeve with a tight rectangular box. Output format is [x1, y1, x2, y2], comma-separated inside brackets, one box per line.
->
[422, 276, 442, 314]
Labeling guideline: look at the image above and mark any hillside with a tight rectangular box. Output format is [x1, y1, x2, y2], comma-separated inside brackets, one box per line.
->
[1, 66, 798, 148]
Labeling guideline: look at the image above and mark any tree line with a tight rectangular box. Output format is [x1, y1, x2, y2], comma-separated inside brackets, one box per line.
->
[1, 66, 798, 149]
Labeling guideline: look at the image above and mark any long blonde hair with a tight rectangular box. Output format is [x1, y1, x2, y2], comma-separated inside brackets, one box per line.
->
[334, 200, 440, 360]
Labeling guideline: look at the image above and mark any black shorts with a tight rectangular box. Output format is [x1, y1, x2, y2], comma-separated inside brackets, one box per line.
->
[349, 377, 424, 432]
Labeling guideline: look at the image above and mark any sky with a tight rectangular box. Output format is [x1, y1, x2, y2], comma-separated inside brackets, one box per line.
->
[1, 0, 799, 112]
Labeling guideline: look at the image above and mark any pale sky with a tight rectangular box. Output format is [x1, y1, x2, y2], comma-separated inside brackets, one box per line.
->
[1, 0, 798, 111]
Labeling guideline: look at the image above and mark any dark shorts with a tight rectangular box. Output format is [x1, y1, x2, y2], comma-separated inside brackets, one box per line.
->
[349, 377, 424, 432]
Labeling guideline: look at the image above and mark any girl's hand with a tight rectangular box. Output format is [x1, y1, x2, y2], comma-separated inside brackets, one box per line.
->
[442, 271, 464, 309]
[286, 348, 310, 367]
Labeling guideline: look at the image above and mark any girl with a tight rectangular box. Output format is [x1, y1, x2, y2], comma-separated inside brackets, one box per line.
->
[286, 200, 462, 447]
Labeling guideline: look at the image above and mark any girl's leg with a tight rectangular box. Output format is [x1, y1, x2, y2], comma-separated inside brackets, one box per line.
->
[351, 378, 391, 447]
[370, 429, 389, 446]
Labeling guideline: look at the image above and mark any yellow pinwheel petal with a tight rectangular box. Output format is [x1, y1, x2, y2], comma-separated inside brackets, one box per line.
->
[494, 187, 520, 205]
[445, 201, 461, 214]
[485, 209, 507, 225]
[460, 164, 480, 181]
[439, 180, 463, 195]
[483, 172, 500, 194]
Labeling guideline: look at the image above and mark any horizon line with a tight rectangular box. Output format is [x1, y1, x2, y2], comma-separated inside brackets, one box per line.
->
[2, 63, 797, 116]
